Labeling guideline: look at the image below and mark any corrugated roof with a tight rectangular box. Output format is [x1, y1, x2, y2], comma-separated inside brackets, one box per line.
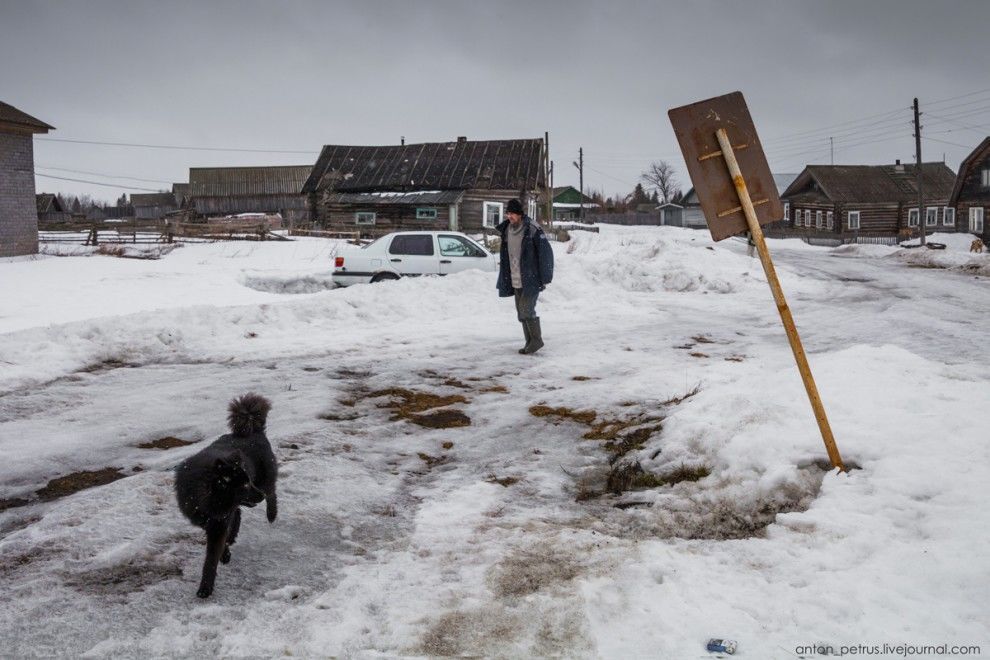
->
[131, 192, 177, 207]
[187, 165, 312, 197]
[303, 139, 545, 194]
[783, 162, 956, 203]
[323, 190, 465, 205]
[0, 101, 53, 133]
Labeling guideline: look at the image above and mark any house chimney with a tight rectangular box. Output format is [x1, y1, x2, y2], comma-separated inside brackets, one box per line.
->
[894, 159, 904, 173]
[457, 136, 467, 143]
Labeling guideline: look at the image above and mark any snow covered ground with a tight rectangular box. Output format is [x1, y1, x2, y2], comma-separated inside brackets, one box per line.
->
[1, 226, 987, 658]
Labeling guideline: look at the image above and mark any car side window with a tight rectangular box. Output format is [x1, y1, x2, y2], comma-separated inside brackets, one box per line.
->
[389, 235, 435, 256]
[439, 235, 485, 257]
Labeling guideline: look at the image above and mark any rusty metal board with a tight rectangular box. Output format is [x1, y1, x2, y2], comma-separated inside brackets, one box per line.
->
[668, 91, 784, 241]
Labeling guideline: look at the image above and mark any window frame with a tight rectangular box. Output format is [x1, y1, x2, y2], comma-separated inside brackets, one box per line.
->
[971, 207, 985, 233]
[355, 211, 376, 225]
[804, 210, 812, 227]
[794, 207, 802, 227]
[943, 207, 955, 226]
[826, 211, 834, 229]
[848, 210, 861, 230]
[783, 202, 790, 223]
[981, 168, 990, 188]
[908, 208, 919, 227]
[415, 207, 438, 220]
[388, 233, 435, 256]
[482, 201, 504, 229]
[438, 234, 486, 258]
[925, 206, 938, 227]
[815, 210, 823, 229]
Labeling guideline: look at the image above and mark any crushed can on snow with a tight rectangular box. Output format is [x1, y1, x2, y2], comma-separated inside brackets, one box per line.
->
[706, 639, 738, 654]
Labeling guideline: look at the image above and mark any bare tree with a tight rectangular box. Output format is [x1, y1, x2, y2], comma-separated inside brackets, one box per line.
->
[640, 160, 680, 204]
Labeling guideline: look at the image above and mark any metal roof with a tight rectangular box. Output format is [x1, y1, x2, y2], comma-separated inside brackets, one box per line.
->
[0, 101, 53, 133]
[131, 192, 178, 207]
[302, 139, 545, 194]
[186, 165, 312, 197]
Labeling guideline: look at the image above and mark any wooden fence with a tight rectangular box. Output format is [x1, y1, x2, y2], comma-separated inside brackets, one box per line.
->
[38, 220, 289, 245]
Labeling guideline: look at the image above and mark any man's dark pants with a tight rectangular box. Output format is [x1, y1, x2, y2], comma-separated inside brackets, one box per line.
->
[513, 289, 538, 321]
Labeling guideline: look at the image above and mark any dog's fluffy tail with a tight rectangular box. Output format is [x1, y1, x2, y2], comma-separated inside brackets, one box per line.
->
[228, 393, 271, 436]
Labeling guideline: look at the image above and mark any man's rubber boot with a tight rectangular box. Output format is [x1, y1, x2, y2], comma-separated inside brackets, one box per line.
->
[522, 318, 544, 355]
[518, 321, 532, 354]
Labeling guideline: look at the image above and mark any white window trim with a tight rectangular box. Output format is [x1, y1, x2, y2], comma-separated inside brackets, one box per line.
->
[415, 207, 438, 220]
[355, 211, 376, 225]
[848, 210, 861, 230]
[943, 207, 955, 226]
[815, 210, 823, 229]
[826, 211, 834, 229]
[971, 207, 985, 233]
[982, 169, 990, 187]
[908, 208, 919, 227]
[795, 207, 802, 227]
[482, 201, 504, 229]
[783, 202, 790, 223]
[925, 206, 938, 227]
[527, 198, 538, 219]
[804, 210, 811, 227]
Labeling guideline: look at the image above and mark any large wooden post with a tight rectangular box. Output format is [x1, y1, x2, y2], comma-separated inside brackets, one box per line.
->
[715, 128, 845, 471]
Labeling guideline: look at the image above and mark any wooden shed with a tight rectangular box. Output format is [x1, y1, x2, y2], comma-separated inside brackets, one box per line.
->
[782, 161, 956, 238]
[183, 165, 312, 225]
[36, 193, 71, 224]
[131, 192, 178, 220]
[301, 138, 547, 235]
[552, 186, 597, 220]
[948, 136, 990, 244]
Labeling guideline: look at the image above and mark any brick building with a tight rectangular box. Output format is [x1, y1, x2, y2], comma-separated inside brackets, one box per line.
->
[0, 101, 53, 257]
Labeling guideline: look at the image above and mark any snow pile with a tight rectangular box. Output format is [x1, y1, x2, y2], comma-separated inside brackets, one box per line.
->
[830, 243, 899, 258]
[0, 224, 987, 657]
[893, 245, 990, 275]
[239, 272, 337, 294]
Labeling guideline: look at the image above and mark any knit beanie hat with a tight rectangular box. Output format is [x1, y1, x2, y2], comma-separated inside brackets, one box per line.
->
[506, 198, 524, 215]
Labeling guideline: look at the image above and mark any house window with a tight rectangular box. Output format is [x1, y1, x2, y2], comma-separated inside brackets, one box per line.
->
[971, 207, 985, 233]
[355, 211, 376, 225]
[415, 207, 438, 220]
[483, 201, 504, 229]
[982, 168, 990, 187]
[943, 207, 955, 226]
[826, 211, 834, 229]
[908, 208, 919, 227]
[925, 207, 938, 227]
[815, 211, 823, 229]
[794, 207, 802, 227]
[804, 210, 811, 227]
[528, 198, 538, 220]
[783, 202, 789, 223]
[848, 211, 861, 230]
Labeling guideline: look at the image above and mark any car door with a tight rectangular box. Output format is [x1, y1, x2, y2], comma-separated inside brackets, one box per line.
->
[437, 234, 493, 275]
[387, 234, 439, 276]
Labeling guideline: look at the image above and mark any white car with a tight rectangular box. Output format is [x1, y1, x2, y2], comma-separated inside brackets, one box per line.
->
[332, 231, 497, 287]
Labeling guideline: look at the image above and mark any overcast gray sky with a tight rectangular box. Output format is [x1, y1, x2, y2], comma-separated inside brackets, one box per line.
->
[2, 0, 989, 203]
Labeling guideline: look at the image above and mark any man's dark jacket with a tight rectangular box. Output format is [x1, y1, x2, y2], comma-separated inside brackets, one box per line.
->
[496, 216, 554, 297]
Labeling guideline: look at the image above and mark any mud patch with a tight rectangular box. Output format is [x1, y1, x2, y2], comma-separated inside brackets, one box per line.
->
[409, 409, 471, 428]
[416, 452, 451, 469]
[36, 468, 127, 501]
[605, 462, 710, 495]
[76, 359, 138, 374]
[529, 404, 663, 462]
[136, 436, 195, 450]
[488, 544, 582, 598]
[417, 608, 522, 657]
[364, 388, 472, 428]
[62, 559, 183, 595]
[0, 497, 31, 513]
[486, 475, 520, 488]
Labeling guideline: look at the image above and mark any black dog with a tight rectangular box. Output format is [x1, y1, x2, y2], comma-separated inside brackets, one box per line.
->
[174, 393, 278, 598]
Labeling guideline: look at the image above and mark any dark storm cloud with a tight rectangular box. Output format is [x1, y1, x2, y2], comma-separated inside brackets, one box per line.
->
[1, 0, 988, 201]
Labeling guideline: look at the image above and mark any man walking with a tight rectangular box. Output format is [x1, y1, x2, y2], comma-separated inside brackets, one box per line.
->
[496, 198, 554, 354]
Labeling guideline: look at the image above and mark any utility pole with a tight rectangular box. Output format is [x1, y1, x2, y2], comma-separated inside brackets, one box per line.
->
[914, 98, 925, 246]
[544, 131, 552, 227]
[830, 137, 834, 165]
[401, 136, 405, 146]
[573, 148, 584, 222]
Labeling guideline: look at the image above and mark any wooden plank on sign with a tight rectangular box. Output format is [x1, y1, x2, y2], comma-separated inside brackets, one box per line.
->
[668, 91, 784, 241]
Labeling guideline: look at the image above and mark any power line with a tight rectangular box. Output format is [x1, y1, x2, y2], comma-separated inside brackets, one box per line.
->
[36, 136, 319, 155]
[36, 164, 175, 185]
[35, 173, 165, 192]
[922, 135, 974, 150]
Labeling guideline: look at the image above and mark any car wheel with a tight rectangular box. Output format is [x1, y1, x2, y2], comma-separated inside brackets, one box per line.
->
[370, 272, 400, 283]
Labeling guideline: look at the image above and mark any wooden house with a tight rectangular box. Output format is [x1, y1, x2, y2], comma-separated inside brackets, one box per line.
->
[36, 193, 71, 224]
[301, 138, 547, 235]
[948, 137, 990, 244]
[683, 173, 797, 233]
[0, 101, 53, 257]
[657, 202, 683, 227]
[183, 166, 312, 225]
[781, 161, 956, 238]
[132, 192, 179, 220]
[552, 186, 597, 220]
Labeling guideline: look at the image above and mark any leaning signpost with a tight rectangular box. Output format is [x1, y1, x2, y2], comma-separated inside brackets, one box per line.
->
[668, 91, 846, 471]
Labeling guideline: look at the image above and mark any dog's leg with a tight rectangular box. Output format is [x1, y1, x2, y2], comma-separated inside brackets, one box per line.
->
[221, 508, 242, 564]
[197, 517, 231, 598]
[266, 489, 278, 523]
